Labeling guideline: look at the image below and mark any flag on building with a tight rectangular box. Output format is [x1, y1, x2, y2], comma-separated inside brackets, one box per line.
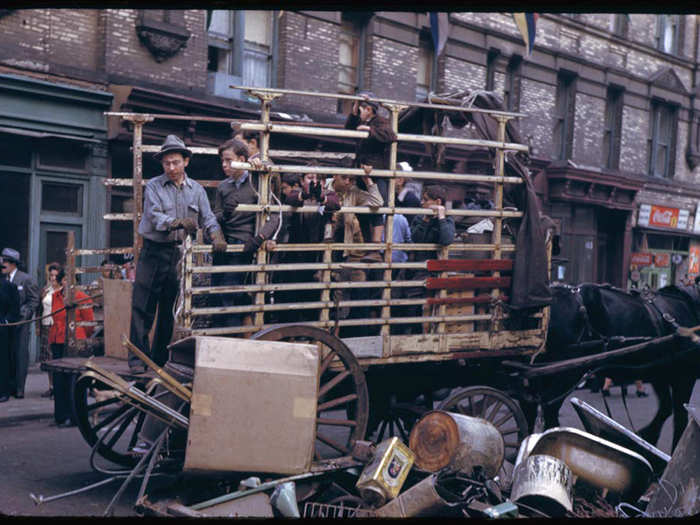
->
[513, 13, 539, 55]
[430, 13, 449, 56]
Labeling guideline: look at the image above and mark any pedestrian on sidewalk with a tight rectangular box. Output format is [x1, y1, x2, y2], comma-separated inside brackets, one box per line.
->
[0, 277, 20, 403]
[1, 247, 40, 399]
[39, 262, 61, 399]
[48, 268, 94, 427]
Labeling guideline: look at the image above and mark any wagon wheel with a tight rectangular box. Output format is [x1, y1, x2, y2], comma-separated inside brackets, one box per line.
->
[371, 393, 431, 443]
[252, 325, 369, 461]
[438, 386, 528, 483]
[73, 374, 152, 468]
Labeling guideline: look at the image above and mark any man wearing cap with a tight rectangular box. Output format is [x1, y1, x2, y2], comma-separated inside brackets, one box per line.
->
[0, 271, 20, 402]
[128, 135, 227, 373]
[0, 247, 39, 398]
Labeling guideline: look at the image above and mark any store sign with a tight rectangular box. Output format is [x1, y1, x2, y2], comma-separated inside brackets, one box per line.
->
[654, 253, 670, 267]
[630, 252, 652, 266]
[689, 243, 700, 275]
[637, 204, 689, 230]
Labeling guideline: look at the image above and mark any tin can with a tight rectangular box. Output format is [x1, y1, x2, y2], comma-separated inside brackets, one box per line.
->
[355, 437, 415, 507]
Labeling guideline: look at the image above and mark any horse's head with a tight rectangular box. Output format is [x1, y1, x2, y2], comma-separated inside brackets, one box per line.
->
[547, 284, 588, 351]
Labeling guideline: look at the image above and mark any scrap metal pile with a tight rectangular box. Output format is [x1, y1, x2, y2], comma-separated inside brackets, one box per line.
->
[29, 334, 699, 518]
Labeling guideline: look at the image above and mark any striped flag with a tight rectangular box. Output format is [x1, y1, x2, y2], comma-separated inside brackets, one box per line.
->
[430, 13, 449, 56]
[513, 13, 539, 55]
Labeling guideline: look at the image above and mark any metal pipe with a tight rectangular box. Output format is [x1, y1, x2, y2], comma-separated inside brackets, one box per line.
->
[237, 123, 529, 152]
[190, 471, 324, 511]
[229, 85, 527, 117]
[30, 477, 120, 506]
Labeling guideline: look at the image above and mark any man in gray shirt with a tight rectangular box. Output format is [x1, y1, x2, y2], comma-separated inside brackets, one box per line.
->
[128, 135, 227, 373]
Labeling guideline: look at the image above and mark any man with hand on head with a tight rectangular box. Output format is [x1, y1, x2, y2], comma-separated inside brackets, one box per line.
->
[128, 135, 227, 373]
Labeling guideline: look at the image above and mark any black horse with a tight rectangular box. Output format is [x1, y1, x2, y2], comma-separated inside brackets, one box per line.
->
[520, 282, 700, 451]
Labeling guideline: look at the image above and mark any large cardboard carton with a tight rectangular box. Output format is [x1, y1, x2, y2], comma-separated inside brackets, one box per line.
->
[102, 278, 160, 360]
[181, 336, 319, 474]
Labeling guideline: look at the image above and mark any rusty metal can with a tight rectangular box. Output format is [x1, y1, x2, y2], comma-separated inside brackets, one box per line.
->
[355, 437, 415, 507]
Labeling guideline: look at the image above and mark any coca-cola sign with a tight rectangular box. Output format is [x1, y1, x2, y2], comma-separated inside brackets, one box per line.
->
[630, 252, 652, 266]
[638, 204, 689, 230]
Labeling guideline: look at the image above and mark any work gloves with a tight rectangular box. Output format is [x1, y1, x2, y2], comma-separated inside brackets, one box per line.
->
[243, 215, 280, 253]
[302, 181, 324, 202]
[322, 192, 341, 214]
[170, 217, 198, 236]
[211, 229, 228, 254]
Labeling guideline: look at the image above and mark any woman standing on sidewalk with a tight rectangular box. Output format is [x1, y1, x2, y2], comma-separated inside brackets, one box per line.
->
[48, 268, 94, 427]
[38, 263, 61, 399]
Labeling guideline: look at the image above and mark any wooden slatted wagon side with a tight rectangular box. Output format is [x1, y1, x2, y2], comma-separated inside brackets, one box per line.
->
[42, 87, 552, 479]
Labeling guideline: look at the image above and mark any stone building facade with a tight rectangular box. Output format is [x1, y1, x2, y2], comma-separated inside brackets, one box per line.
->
[1, 9, 699, 302]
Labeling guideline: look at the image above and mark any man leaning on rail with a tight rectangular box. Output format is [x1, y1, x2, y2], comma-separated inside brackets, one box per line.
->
[127, 135, 228, 374]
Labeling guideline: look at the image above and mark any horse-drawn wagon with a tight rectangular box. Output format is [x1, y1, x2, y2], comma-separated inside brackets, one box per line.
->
[42, 86, 557, 486]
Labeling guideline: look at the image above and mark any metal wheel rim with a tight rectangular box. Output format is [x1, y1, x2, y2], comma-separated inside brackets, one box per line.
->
[73, 374, 146, 467]
[252, 324, 369, 461]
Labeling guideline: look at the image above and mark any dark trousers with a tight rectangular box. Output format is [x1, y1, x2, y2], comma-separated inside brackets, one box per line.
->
[8, 323, 29, 396]
[0, 327, 11, 397]
[212, 245, 251, 328]
[129, 240, 180, 368]
[51, 343, 75, 424]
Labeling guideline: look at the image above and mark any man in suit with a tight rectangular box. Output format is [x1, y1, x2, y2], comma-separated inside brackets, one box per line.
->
[1, 248, 40, 398]
[0, 276, 20, 402]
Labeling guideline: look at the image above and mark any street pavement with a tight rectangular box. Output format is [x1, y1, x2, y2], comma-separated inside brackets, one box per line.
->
[1, 363, 698, 516]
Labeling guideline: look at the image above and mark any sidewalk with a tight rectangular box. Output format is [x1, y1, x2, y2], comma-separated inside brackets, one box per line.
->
[0, 363, 53, 424]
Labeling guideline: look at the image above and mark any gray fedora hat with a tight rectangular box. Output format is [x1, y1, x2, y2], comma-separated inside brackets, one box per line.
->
[153, 134, 192, 161]
[1, 247, 21, 264]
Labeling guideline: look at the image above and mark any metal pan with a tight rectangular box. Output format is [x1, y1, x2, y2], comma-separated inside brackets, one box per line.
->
[529, 427, 653, 501]
[570, 397, 670, 476]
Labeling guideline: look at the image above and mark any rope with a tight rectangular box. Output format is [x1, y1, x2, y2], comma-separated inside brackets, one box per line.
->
[0, 292, 102, 328]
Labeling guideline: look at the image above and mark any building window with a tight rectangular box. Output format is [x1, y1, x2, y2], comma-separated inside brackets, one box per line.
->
[648, 100, 677, 178]
[553, 71, 577, 161]
[42, 181, 83, 216]
[416, 34, 434, 101]
[504, 55, 522, 112]
[611, 14, 628, 38]
[602, 86, 623, 170]
[242, 11, 273, 88]
[207, 11, 276, 98]
[485, 48, 500, 91]
[337, 14, 367, 114]
[656, 15, 681, 55]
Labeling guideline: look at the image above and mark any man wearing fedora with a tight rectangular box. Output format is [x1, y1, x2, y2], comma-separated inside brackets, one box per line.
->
[128, 135, 227, 373]
[1, 247, 39, 398]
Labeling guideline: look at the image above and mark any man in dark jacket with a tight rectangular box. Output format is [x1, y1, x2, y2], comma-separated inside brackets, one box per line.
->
[345, 92, 394, 245]
[0, 276, 20, 402]
[213, 138, 278, 328]
[1, 248, 39, 398]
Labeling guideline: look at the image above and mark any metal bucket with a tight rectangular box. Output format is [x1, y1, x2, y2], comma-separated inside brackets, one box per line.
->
[409, 410, 504, 478]
[510, 454, 573, 516]
[374, 474, 461, 517]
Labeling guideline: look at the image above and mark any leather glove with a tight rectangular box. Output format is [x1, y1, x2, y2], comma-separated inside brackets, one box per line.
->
[170, 217, 198, 236]
[323, 191, 341, 214]
[211, 229, 228, 254]
[258, 215, 281, 241]
[285, 190, 304, 207]
[243, 234, 264, 254]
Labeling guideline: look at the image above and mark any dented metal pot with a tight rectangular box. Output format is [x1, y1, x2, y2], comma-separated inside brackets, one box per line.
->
[510, 454, 574, 516]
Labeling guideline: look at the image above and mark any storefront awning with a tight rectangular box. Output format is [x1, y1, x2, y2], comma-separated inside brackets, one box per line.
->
[635, 225, 700, 241]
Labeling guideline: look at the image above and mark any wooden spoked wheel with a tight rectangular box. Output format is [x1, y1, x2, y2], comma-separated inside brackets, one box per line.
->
[438, 386, 528, 482]
[252, 325, 369, 461]
[73, 374, 149, 467]
[371, 394, 430, 443]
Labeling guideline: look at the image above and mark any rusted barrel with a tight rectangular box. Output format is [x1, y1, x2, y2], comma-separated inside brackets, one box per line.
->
[408, 410, 504, 478]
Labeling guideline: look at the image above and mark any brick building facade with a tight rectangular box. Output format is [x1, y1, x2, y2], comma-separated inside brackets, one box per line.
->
[1, 9, 699, 304]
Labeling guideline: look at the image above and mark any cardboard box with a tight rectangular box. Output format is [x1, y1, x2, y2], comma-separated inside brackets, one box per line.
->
[181, 336, 319, 474]
[102, 278, 159, 360]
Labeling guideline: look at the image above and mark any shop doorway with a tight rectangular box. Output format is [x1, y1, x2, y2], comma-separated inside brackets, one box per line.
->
[38, 224, 82, 287]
